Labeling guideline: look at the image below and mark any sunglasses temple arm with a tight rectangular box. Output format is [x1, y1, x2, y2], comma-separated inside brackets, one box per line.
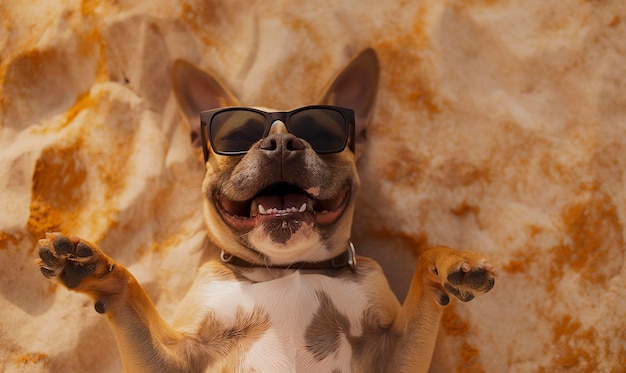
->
[351, 119, 356, 153]
[200, 121, 209, 162]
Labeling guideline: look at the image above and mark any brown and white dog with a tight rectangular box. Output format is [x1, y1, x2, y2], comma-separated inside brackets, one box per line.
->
[35, 49, 495, 372]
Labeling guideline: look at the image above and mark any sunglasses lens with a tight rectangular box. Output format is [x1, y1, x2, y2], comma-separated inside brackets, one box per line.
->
[289, 109, 348, 153]
[210, 110, 267, 154]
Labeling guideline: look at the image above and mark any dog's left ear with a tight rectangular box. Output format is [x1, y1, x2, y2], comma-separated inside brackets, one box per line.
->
[320, 48, 380, 155]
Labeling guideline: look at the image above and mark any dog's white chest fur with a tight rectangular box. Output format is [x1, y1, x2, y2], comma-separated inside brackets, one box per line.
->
[172, 260, 391, 372]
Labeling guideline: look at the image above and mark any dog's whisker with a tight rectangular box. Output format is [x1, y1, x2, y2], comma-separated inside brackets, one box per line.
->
[249, 252, 270, 271]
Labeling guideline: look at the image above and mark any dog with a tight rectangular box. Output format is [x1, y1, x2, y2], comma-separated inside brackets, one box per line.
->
[35, 48, 495, 372]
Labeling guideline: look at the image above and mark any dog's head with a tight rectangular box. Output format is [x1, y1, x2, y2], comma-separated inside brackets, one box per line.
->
[172, 49, 379, 266]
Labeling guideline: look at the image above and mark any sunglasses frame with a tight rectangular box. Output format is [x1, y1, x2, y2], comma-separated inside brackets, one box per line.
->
[199, 105, 355, 162]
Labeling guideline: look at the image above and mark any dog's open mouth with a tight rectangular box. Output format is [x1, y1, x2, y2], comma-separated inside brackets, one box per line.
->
[216, 182, 350, 231]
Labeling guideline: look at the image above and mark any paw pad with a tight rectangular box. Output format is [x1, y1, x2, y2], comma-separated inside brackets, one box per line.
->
[425, 247, 496, 305]
[36, 233, 100, 289]
[444, 261, 495, 303]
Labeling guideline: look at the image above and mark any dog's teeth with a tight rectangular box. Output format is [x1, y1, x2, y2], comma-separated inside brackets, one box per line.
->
[256, 203, 308, 215]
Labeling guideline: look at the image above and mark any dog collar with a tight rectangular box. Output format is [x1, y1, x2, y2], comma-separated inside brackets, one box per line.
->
[220, 242, 357, 272]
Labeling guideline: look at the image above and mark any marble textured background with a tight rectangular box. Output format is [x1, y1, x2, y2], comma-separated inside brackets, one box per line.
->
[1, 0, 625, 371]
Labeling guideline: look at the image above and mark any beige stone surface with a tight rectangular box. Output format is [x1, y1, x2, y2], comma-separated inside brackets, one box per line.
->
[1, 0, 625, 372]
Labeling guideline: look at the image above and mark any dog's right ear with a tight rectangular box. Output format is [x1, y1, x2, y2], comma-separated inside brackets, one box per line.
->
[171, 60, 240, 148]
[320, 48, 380, 157]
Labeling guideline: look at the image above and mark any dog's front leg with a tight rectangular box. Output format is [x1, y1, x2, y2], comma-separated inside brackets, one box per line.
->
[389, 246, 495, 373]
[35, 233, 209, 372]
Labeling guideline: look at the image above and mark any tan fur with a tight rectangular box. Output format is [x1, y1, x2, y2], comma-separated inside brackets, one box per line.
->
[35, 49, 495, 372]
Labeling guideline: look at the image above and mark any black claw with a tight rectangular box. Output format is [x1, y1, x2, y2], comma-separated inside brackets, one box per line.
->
[75, 242, 93, 258]
[39, 247, 60, 266]
[53, 236, 74, 256]
[438, 292, 450, 306]
[61, 262, 97, 288]
[95, 301, 106, 314]
[432, 284, 450, 306]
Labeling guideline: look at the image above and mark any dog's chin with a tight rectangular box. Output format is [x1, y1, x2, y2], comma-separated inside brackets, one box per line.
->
[246, 221, 326, 264]
[215, 182, 350, 241]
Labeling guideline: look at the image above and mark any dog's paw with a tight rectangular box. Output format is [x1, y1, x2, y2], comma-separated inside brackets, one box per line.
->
[35, 232, 112, 289]
[422, 246, 495, 306]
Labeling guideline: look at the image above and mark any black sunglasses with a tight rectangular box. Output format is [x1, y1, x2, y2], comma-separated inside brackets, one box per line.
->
[199, 105, 355, 161]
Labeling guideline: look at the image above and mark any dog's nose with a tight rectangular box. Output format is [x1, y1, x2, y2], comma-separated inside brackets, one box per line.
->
[260, 120, 305, 154]
[259, 133, 305, 153]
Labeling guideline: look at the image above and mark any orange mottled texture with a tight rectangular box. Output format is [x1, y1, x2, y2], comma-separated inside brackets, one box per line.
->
[1, 0, 625, 372]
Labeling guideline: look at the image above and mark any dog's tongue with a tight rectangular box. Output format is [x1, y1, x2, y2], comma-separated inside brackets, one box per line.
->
[253, 194, 309, 214]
